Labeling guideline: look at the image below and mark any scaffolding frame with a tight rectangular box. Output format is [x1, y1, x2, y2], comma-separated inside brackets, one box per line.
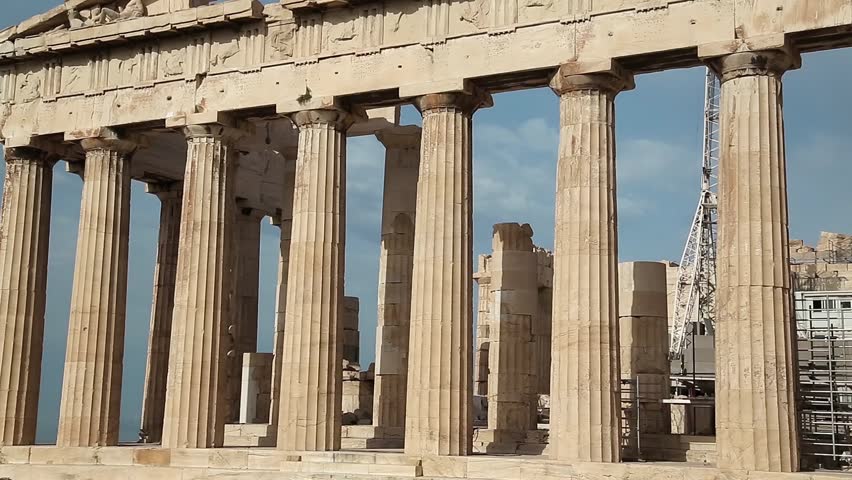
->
[796, 291, 852, 469]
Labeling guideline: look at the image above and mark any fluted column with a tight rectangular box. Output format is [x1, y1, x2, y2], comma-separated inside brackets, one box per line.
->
[270, 159, 296, 427]
[58, 134, 135, 447]
[0, 146, 54, 446]
[548, 64, 632, 463]
[277, 109, 352, 452]
[372, 126, 420, 435]
[713, 49, 800, 473]
[140, 181, 183, 444]
[487, 223, 538, 445]
[161, 124, 244, 448]
[405, 90, 491, 456]
[225, 208, 263, 423]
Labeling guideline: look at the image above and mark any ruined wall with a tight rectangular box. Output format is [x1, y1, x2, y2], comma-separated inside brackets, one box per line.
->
[791, 232, 852, 292]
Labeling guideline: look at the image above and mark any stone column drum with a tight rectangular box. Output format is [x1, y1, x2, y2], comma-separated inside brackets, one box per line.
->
[473, 255, 492, 397]
[548, 64, 633, 463]
[162, 124, 243, 448]
[270, 160, 296, 428]
[140, 181, 183, 444]
[618, 262, 671, 441]
[58, 134, 135, 447]
[372, 125, 420, 436]
[405, 90, 492, 456]
[713, 49, 801, 473]
[226, 208, 262, 423]
[277, 109, 352, 451]
[0, 147, 53, 446]
[487, 223, 538, 445]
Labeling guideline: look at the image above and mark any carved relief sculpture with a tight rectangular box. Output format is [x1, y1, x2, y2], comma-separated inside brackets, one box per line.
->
[67, 0, 147, 29]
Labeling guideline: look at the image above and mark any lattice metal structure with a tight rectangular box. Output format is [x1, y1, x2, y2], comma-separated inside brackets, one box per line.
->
[796, 292, 852, 470]
[669, 68, 720, 368]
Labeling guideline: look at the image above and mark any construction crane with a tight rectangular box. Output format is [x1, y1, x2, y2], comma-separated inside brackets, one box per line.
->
[669, 68, 720, 370]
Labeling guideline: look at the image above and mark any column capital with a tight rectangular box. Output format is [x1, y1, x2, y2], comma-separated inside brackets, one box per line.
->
[289, 108, 357, 131]
[236, 203, 267, 222]
[492, 223, 534, 253]
[549, 60, 634, 96]
[182, 124, 251, 143]
[145, 181, 183, 201]
[80, 136, 138, 155]
[713, 48, 801, 83]
[375, 125, 422, 149]
[415, 88, 493, 115]
[4, 146, 56, 166]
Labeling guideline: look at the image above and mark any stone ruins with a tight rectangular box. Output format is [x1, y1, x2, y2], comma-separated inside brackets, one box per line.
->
[0, 0, 850, 478]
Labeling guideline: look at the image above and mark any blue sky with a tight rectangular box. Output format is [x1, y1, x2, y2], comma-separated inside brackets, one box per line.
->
[3, 2, 852, 443]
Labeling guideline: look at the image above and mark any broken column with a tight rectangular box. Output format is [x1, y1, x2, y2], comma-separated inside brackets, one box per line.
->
[405, 89, 492, 456]
[712, 48, 800, 472]
[372, 125, 420, 439]
[548, 63, 632, 463]
[618, 261, 671, 457]
[485, 223, 538, 448]
[0, 147, 54, 446]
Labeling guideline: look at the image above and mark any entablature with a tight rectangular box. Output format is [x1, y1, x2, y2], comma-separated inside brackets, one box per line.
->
[0, 0, 851, 144]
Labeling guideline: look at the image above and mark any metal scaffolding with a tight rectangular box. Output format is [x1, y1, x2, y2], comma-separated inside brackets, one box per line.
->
[796, 291, 852, 469]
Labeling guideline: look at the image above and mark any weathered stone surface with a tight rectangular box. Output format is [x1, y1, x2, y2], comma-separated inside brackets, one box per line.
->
[618, 262, 671, 459]
[486, 223, 538, 445]
[372, 125, 420, 434]
[58, 134, 135, 447]
[343, 296, 360, 364]
[1, 0, 847, 471]
[140, 181, 182, 444]
[0, 147, 53, 446]
[548, 63, 633, 463]
[2, 447, 838, 479]
[404, 90, 491, 456]
[712, 49, 800, 473]
[269, 157, 296, 428]
[226, 207, 263, 424]
[277, 108, 353, 452]
[161, 124, 243, 448]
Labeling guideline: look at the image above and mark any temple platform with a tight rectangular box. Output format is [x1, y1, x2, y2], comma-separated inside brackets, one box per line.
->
[0, 446, 848, 480]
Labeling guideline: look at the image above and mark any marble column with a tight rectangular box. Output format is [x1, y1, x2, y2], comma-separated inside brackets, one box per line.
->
[277, 108, 352, 452]
[618, 261, 671, 452]
[487, 223, 538, 445]
[548, 64, 632, 463]
[0, 146, 53, 446]
[713, 49, 800, 473]
[372, 125, 420, 436]
[139, 181, 183, 444]
[405, 90, 491, 457]
[473, 255, 493, 397]
[57, 134, 135, 447]
[270, 160, 295, 427]
[161, 124, 243, 449]
[226, 208, 263, 423]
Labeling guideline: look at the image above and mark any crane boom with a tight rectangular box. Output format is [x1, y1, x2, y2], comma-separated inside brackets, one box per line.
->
[669, 68, 720, 365]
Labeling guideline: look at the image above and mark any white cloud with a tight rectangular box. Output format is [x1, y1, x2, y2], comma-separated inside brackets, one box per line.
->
[617, 138, 695, 188]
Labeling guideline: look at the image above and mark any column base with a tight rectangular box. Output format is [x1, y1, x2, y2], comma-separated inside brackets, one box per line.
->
[341, 426, 404, 449]
[472, 429, 549, 455]
[222, 424, 277, 448]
